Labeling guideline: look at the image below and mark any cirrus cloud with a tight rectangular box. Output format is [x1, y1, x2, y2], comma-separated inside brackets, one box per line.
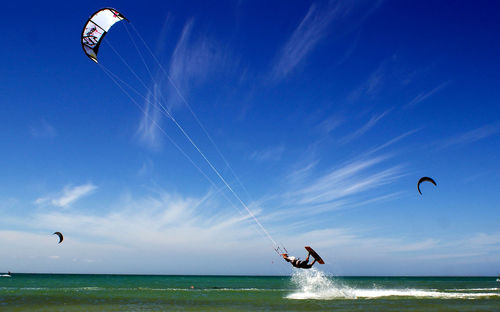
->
[34, 183, 97, 208]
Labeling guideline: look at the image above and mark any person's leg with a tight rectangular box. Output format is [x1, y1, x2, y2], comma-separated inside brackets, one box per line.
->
[305, 252, 311, 262]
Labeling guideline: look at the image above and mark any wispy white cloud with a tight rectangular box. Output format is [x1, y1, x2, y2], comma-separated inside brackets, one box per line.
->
[167, 19, 230, 110]
[5, 187, 500, 275]
[30, 119, 56, 138]
[339, 110, 391, 144]
[405, 80, 451, 108]
[301, 165, 402, 206]
[271, 0, 384, 81]
[136, 83, 163, 148]
[301, 229, 440, 253]
[4, 190, 429, 275]
[271, 2, 339, 80]
[135, 19, 235, 148]
[137, 158, 154, 177]
[365, 66, 385, 95]
[347, 62, 386, 102]
[391, 238, 440, 252]
[413, 232, 500, 262]
[153, 13, 174, 56]
[365, 128, 421, 155]
[347, 55, 434, 104]
[167, 19, 198, 108]
[286, 160, 319, 184]
[441, 122, 500, 149]
[6, 190, 282, 274]
[250, 145, 285, 162]
[316, 114, 343, 135]
[465, 232, 500, 248]
[283, 155, 404, 213]
[345, 191, 404, 209]
[400, 65, 432, 86]
[35, 183, 97, 208]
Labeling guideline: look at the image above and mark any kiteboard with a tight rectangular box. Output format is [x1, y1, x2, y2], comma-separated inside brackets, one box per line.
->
[305, 246, 324, 264]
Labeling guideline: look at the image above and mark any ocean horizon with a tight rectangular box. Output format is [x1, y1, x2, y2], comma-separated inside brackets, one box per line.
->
[3, 272, 499, 277]
[2, 270, 499, 311]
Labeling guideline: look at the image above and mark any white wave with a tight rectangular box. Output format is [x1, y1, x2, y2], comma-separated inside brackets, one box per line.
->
[451, 288, 500, 291]
[286, 270, 500, 300]
[351, 289, 500, 299]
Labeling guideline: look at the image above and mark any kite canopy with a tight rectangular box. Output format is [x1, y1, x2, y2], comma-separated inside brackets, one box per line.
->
[53, 231, 64, 244]
[417, 176, 437, 195]
[81, 8, 127, 63]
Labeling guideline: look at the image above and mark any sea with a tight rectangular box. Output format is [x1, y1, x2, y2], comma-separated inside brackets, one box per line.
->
[1, 270, 499, 311]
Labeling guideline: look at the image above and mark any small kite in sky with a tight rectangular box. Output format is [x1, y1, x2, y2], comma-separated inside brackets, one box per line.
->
[53, 232, 64, 244]
[417, 177, 437, 195]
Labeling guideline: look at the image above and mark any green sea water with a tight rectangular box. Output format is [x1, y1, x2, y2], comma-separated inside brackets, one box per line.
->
[1, 270, 499, 311]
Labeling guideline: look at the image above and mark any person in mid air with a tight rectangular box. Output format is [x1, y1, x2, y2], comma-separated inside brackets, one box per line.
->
[282, 252, 317, 269]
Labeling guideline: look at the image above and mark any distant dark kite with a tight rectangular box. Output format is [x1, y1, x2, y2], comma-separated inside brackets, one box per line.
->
[53, 232, 64, 244]
[417, 177, 437, 195]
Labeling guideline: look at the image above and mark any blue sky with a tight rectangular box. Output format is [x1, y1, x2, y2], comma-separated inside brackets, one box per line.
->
[1, 0, 500, 275]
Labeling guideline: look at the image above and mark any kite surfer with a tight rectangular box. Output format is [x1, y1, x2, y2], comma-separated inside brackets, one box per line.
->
[1, 271, 11, 278]
[282, 252, 317, 269]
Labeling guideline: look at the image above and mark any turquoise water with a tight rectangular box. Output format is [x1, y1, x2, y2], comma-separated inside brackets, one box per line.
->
[1, 270, 499, 311]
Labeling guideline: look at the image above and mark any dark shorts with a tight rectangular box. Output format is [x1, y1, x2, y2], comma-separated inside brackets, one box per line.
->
[293, 260, 312, 269]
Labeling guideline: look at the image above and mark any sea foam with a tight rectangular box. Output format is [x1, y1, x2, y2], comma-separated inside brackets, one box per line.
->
[287, 269, 356, 299]
[286, 269, 500, 300]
